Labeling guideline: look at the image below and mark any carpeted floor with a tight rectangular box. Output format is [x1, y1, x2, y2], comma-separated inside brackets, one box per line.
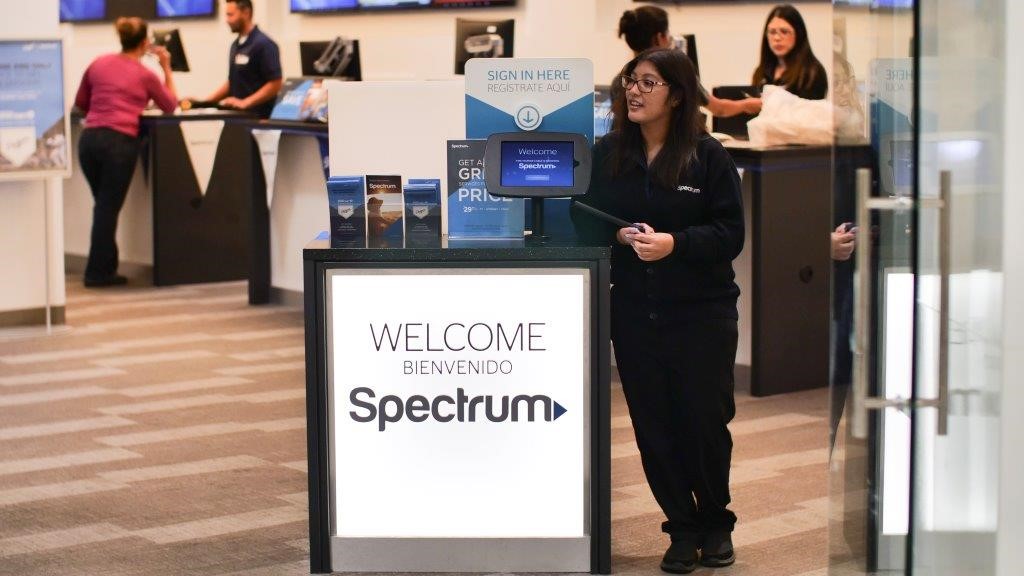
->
[0, 279, 829, 575]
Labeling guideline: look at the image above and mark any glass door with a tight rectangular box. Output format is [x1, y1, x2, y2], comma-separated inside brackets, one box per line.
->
[911, 0, 1003, 573]
[829, 1, 1005, 574]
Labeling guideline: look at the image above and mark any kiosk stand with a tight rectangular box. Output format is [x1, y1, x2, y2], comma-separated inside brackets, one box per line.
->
[302, 237, 612, 573]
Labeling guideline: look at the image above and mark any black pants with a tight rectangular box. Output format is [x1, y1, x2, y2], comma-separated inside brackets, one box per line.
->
[612, 302, 739, 542]
[78, 127, 140, 281]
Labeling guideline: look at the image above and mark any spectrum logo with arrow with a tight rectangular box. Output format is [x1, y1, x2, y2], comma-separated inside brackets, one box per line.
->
[349, 387, 568, 432]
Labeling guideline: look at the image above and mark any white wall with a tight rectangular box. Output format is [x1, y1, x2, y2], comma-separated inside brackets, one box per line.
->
[997, 0, 1023, 571]
[0, 1, 65, 317]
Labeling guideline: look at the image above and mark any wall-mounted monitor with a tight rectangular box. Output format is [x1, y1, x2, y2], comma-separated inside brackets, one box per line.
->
[156, 0, 217, 18]
[60, 0, 106, 22]
[453, 18, 514, 75]
[291, 0, 357, 12]
[431, 0, 516, 6]
[152, 28, 190, 72]
[299, 38, 362, 80]
[672, 33, 699, 78]
[358, 0, 429, 8]
[291, 0, 514, 13]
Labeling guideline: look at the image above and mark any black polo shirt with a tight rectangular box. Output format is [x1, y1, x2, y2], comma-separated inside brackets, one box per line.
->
[228, 25, 282, 118]
[572, 132, 744, 324]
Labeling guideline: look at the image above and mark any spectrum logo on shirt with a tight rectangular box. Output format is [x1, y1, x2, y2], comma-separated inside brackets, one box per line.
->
[678, 185, 701, 194]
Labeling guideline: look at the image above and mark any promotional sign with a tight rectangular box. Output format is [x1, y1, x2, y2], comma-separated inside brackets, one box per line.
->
[270, 77, 328, 123]
[180, 120, 224, 196]
[446, 139, 524, 238]
[0, 40, 68, 179]
[464, 58, 593, 237]
[329, 269, 587, 538]
[464, 58, 593, 141]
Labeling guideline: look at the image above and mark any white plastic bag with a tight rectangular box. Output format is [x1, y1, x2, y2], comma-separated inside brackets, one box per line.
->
[747, 85, 834, 146]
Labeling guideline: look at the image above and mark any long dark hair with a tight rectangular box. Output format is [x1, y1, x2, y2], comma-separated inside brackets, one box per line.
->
[609, 48, 703, 191]
[752, 4, 824, 95]
[617, 6, 669, 53]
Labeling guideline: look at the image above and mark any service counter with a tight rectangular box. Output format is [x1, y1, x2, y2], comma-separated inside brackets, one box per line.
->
[143, 111, 256, 285]
[64, 110, 256, 286]
[243, 119, 329, 305]
[302, 235, 612, 574]
[726, 142, 872, 396]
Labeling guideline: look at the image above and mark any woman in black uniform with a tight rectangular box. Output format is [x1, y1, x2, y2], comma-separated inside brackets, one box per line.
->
[573, 48, 744, 573]
[750, 4, 828, 108]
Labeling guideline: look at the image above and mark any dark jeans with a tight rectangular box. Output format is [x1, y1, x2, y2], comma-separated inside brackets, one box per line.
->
[78, 127, 140, 280]
[612, 301, 739, 542]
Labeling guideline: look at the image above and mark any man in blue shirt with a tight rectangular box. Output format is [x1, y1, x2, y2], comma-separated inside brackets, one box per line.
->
[200, 0, 282, 117]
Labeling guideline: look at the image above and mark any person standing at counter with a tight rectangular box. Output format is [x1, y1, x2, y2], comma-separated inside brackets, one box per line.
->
[616, 5, 757, 119]
[736, 4, 829, 115]
[573, 48, 744, 573]
[194, 0, 282, 118]
[74, 17, 177, 287]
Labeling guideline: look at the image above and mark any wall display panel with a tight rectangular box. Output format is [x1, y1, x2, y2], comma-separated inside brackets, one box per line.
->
[60, 0, 105, 22]
[291, 0, 358, 12]
[431, 0, 516, 6]
[290, 0, 513, 12]
[0, 40, 70, 179]
[358, 0, 431, 8]
[156, 0, 217, 18]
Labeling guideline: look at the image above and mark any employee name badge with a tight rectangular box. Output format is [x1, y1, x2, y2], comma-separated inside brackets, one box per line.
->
[464, 58, 594, 142]
[234, 53, 250, 66]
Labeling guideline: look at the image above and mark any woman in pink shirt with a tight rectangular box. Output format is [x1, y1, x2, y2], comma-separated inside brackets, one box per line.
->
[74, 17, 177, 287]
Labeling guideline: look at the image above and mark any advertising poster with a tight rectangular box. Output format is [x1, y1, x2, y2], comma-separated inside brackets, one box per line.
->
[0, 40, 68, 178]
[329, 268, 587, 538]
[446, 139, 523, 238]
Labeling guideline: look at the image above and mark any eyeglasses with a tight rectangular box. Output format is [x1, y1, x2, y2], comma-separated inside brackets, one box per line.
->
[766, 27, 795, 38]
[619, 74, 671, 94]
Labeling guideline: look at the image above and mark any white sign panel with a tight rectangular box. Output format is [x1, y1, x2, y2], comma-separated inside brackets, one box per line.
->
[180, 120, 224, 196]
[329, 269, 587, 538]
[251, 128, 281, 208]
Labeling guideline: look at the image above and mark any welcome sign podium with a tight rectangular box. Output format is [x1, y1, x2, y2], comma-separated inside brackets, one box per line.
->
[303, 236, 611, 573]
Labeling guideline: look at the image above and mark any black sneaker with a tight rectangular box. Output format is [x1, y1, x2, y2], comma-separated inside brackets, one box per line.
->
[660, 539, 698, 574]
[700, 531, 735, 567]
[84, 274, 128, 288]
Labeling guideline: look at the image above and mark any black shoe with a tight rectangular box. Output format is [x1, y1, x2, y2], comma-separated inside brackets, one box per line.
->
[84, 274, 128, 288]
[660, 540, 698, 574]
[700, 531, 735, 567]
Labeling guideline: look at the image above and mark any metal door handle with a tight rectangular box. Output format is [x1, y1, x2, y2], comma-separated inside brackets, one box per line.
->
[850, 168, 950, 439]
[937, 170, 951, 435]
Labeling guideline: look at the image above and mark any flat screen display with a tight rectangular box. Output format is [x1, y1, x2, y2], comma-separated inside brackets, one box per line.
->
[60, 0, 106, 21]
[500, 141, 574, 188]
[432, 0, 516, 5]
[291, 0, 513, 12]
[359, 0, 429, 7]
[291, 0, 358, 11]
[156, 0, 216, 17]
